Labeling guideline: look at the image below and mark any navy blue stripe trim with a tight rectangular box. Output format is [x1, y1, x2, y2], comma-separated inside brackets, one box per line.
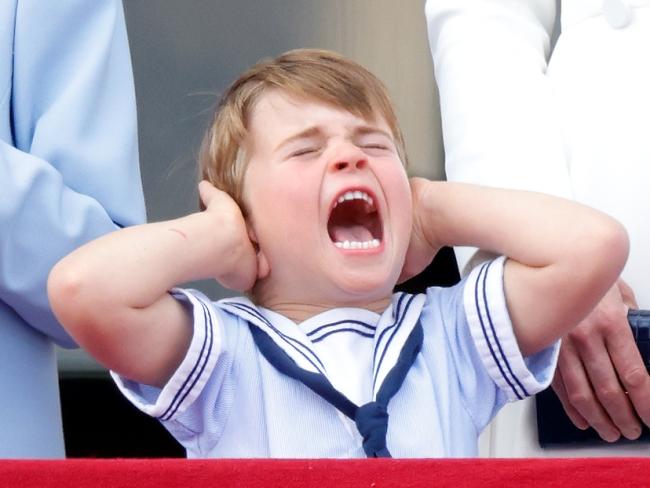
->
[307, 319, 376, 338]
[481, 261, 529, 397]
[158, 298, 214, 420]
[474, 262, 523, 400]
[222, 302, 326, 374]
[249, 324, 358, 419]
[372, 293, 408, 371]
[376, 322, 424, 405]
[311, 327, 375, 343]
[372, 294, 416, 393]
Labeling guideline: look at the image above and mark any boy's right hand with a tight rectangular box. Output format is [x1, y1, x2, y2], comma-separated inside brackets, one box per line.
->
[198, 181, 259, 292]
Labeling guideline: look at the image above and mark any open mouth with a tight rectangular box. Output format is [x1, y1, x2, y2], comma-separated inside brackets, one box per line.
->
[327, 190, 383, 250]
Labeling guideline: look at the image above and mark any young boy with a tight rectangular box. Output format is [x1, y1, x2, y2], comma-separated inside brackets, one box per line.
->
[47, 49, 628, 458]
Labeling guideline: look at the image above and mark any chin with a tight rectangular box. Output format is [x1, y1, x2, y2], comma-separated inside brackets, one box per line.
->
[333, 272, 396, 302]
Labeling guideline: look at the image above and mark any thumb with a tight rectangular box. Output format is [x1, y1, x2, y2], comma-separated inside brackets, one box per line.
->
[617, 278, 639, 310]
[198, 180, 219, 209]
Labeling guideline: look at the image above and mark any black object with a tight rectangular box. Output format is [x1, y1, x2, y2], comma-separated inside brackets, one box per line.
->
[629, 309, 650, 373]
[60, 373, 184, 458]
[395, 246, 461, 294]
[537, 309, 650, 447]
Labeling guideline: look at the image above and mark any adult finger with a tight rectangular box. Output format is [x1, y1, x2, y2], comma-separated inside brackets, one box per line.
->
[575, 323, 641, 440]
[607, 325, 650, 429]
[552, 369, 589, 430]
[557, 337, 621, 442]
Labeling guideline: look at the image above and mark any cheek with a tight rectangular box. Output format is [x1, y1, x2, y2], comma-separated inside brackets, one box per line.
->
[385, 167, 413, 240]
[247, 169, 318, 243]
[387, 167, 412, 207]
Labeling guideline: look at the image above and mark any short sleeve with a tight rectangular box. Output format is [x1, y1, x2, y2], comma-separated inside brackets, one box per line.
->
[111, 288, 221, 421]
[422, 256, 559, 434]
[463, 256, 559, 401]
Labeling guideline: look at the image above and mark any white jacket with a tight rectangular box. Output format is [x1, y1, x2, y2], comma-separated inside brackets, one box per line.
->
[426, 0, 650, 456]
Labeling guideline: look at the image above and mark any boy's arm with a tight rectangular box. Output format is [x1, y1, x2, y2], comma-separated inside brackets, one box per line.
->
[425, 0, 570, 274]
[48, 182, 258, 387]
[410, 178, 629, 356]
[427, 0, 650, 441]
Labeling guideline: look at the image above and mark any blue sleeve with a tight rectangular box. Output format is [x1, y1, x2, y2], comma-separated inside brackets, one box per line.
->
[461, 257, 559, 402]
[112, 289, 234, 454]
[0, 0, 145, 347]
[424, 256, 560, 432]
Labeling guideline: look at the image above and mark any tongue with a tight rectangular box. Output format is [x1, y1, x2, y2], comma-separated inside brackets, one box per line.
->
[331, 224, 373, 243]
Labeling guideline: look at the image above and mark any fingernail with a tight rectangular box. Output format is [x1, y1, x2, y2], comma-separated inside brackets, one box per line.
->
[624, 427, 642, 440]
[574, 421, 589, 430]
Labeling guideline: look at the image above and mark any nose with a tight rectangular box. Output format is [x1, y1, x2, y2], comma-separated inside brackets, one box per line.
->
[328, 142, 368, 173]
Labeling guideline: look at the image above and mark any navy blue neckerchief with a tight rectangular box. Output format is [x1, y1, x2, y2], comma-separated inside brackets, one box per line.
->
[248, 313, 424, 458]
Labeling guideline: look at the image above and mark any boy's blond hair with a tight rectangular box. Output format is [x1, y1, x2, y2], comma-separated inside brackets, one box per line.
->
[199, 48, 408, 211]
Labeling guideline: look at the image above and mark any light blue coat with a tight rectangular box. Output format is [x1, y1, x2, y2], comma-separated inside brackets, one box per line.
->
[0, 1, 145, 457]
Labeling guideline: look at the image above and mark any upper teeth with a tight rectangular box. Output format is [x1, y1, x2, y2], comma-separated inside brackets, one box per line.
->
[334, 190, 373, 208]
[335, 239, 381, 250]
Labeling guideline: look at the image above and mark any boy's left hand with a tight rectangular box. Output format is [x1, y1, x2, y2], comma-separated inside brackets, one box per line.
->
[398, 177, 441, 283]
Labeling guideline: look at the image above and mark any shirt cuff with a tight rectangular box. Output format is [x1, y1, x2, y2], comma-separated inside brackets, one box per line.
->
[111, 288, 221, 420]
[463, 256, 560, 401]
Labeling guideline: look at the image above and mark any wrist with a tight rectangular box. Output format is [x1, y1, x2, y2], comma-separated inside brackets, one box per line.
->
[412, 179, 445, 251]
[162, 212, 226, 282]
[180, 209, 256, 286]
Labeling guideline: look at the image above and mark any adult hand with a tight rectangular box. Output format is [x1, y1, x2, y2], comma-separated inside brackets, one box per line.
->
[552, 279, 650, 441]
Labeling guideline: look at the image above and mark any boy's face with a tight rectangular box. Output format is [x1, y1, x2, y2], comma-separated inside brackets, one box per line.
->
[242, 90, 412, 310]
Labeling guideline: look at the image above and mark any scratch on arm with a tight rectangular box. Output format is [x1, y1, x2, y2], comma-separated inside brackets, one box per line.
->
[168, 228, 187, 239]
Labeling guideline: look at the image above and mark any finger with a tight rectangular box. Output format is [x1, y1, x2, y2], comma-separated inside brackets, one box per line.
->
[607, 326, 650, 429]
[218, 268, 256, 292]
[552, 370, 589, 430]
[256, 248, 270, 281]
[617, 279, 639, 309]
[198, 180, 218, 208]
[577, 330, 641, 440]
[557, 338, 621, 442]
[409, 176, 429, 191]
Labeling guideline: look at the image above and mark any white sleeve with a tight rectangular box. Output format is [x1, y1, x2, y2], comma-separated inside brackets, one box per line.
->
[111, 288, 221, 421]
[463, 256, 559, 402]
[425, 0, 573, 271]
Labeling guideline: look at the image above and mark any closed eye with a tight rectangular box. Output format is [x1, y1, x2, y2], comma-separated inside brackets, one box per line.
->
[290, 147, 320, 158]
[360, 142, 395, 155]
[357, 133, 395, 153]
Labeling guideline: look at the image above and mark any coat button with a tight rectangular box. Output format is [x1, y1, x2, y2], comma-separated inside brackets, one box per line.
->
[602, 0, 633, 28]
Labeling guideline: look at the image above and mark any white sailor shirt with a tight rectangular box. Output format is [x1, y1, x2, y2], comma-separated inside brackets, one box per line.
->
[113, 256, 559, 458]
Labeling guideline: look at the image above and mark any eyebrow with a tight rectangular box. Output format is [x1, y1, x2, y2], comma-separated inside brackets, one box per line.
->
[274, 124, 394, 153]
[354, 125, 394, 141]
[274, 127, 324, 153]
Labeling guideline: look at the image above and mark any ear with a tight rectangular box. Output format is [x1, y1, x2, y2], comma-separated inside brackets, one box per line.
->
[247, 221, 271, 280]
